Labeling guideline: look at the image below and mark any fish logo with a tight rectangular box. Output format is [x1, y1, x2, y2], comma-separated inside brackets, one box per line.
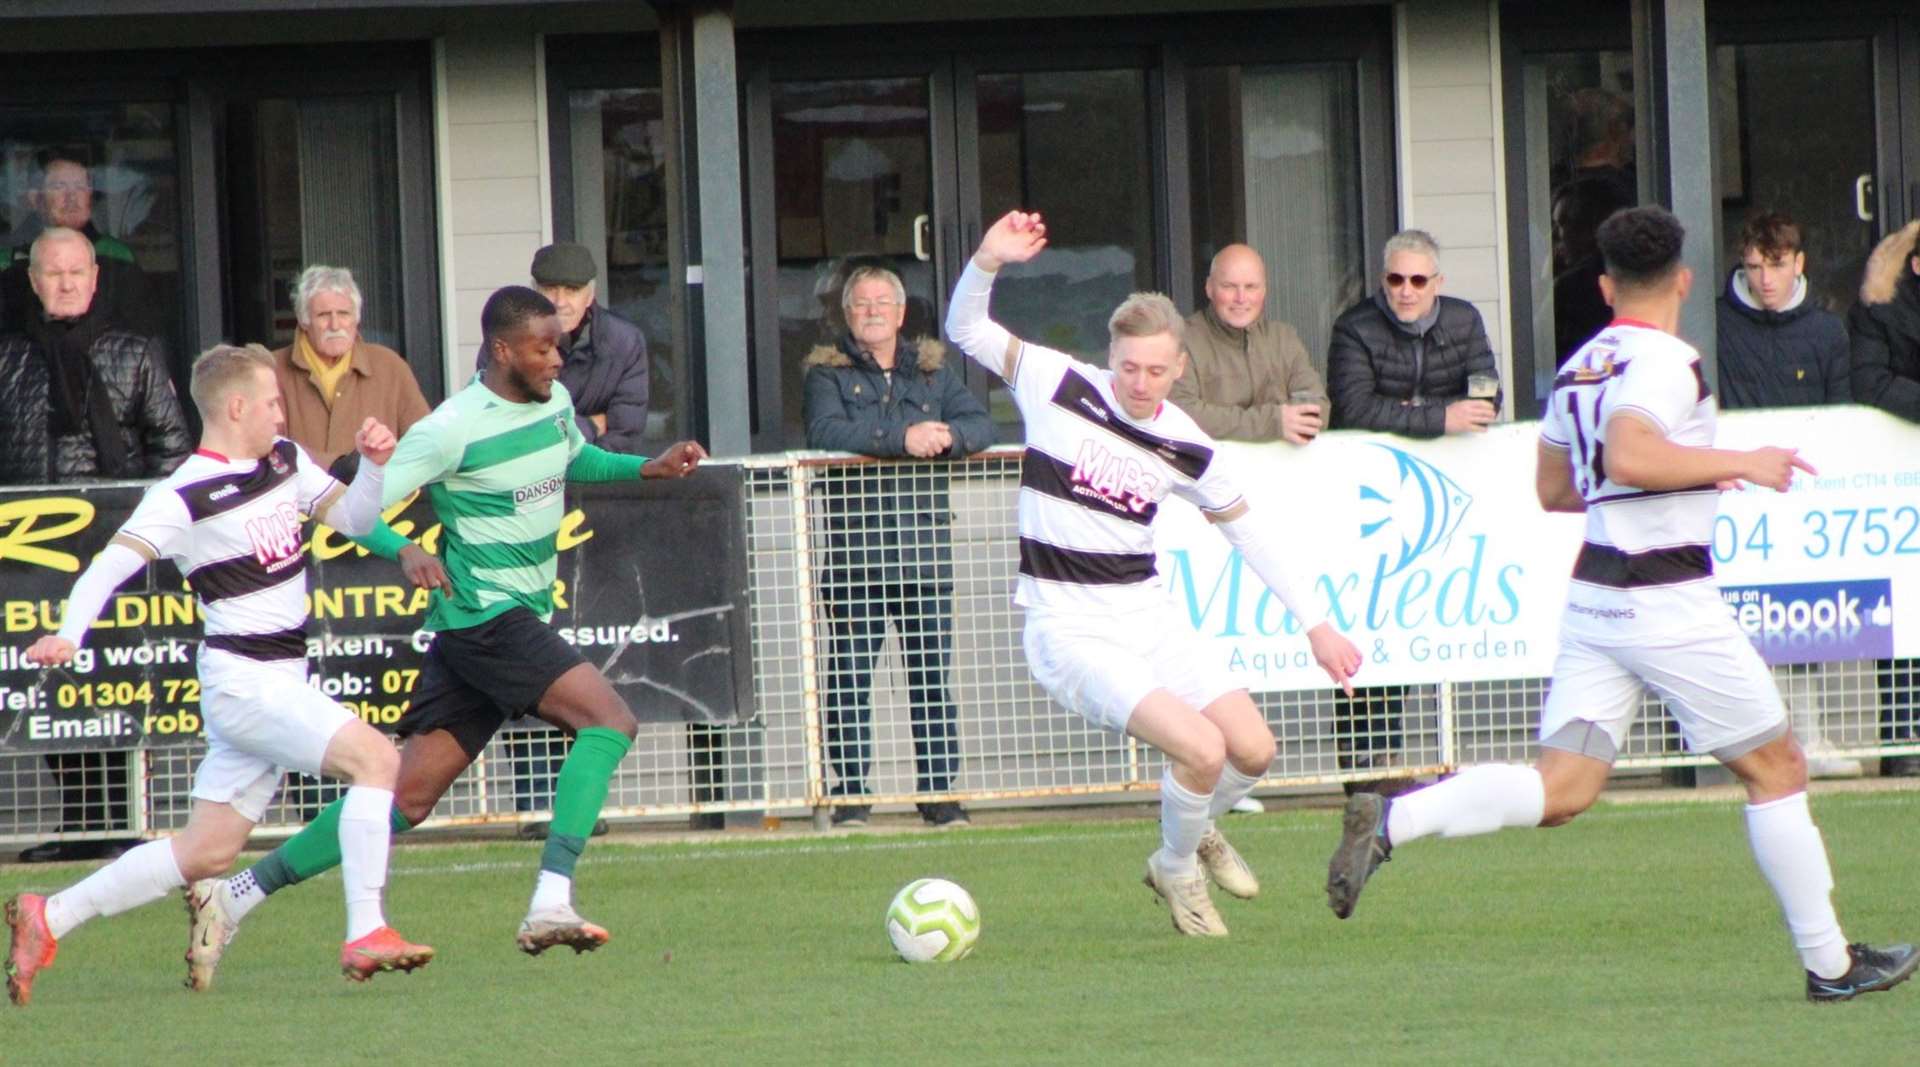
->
[1357, 445, 1474, 577]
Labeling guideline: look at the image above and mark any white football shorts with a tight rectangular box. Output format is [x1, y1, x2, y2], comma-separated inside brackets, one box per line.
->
[1022, 605, 1241, 734]
[1538, 612, 1787, 761]
[190, 647, 358, 822]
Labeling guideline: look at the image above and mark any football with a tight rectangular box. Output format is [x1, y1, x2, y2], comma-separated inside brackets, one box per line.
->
[886, 877, 981, 963]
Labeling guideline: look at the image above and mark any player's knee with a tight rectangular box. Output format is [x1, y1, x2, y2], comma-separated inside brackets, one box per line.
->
[395, 790, 437, 826]
[1234, 732, 1277, 774]
[1179, 732, 1228, 785]
[345, 732, 401, 788]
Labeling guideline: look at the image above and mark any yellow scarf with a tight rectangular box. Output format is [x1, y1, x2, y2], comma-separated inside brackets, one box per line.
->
[298, 333, 353, 410]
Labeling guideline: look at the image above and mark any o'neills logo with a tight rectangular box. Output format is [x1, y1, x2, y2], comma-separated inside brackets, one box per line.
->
[514, 475, 565, 507]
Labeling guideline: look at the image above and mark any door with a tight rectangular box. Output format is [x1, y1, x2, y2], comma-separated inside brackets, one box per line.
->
[1708, 16, 1907, 316]
[745, 67, 950, 451]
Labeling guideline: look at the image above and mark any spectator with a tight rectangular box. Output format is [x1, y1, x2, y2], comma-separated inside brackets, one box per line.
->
[2, 149, 158, 337]
[1849, 218, 1920, 778]
[1327, 229, 1501, 795]
[1716, 212, 1849, 410]
[1328, 229, 1500, 438]
[270, 264, 433, 817]
[0, 225, 189, 862]
[804, 264, 993, 827]
[1170, 243, 1328, 444]
[271, 266, 431, 480]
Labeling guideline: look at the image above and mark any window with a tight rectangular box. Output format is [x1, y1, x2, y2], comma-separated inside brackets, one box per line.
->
[0, 102, 184, 355]
[1188, 62, 1367, 377]
[561, 87, 678, 446]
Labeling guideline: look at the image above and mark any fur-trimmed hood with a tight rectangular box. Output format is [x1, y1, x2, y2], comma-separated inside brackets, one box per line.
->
[803, 335, 948, 373]
[1860, 219, 1920, 306]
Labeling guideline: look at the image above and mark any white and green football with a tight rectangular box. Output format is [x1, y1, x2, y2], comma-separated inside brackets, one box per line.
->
[886, 878, 980, 963]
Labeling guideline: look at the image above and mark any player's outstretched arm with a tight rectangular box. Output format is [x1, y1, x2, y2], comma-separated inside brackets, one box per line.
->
[26, 540, 151, 666]
[1603, 414, 1816, 493]
[945, 210, 1049, 382]
[1207, 503, 1361, 695]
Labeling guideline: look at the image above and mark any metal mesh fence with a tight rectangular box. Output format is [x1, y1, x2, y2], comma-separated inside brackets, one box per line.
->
[5, 448, 1919, 846]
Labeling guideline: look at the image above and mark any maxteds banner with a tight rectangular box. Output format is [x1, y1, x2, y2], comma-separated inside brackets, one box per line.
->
[1155, 406, 1918, 692]
[0, 469, 752, 752]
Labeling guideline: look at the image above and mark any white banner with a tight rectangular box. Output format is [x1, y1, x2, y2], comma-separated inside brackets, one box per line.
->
[1154, 405, 1920, 692]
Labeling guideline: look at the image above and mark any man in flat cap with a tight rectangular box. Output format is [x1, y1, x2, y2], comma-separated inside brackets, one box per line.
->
[482, 242, 652, 452]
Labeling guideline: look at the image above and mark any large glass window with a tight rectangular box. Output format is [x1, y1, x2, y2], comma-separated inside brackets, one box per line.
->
[1187, 63, 1366, 377]
[1710, 40, 1876, 315]
[564, 87, 679, 446]
[975, 68, 1153, 429]
[1513, 48, 1639, 408]
[763, 76, 936, 446]
[225, 96, 403, 351]
[0, 103, 183, 354]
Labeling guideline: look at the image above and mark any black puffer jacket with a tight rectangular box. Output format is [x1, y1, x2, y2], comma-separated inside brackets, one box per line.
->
[1848, 220, 1920, 422]
[0, 325, 191, 484]
[1715, 271, 1850, 409]
[1326, 294, 1499, 438]
[802, 334, 994, 588]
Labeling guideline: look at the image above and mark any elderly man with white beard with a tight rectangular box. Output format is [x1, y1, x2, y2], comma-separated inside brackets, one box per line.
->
[271, 265, 431, 481]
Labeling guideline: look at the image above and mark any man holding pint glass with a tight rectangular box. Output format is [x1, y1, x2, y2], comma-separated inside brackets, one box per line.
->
[1171, 243, 1330, 444]
[1326, 229, 1503, 795]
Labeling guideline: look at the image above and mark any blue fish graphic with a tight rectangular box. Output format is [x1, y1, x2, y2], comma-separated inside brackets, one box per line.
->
[1357, 445, 1474, 577]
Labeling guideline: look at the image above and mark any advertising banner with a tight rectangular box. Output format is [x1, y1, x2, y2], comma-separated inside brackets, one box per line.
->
[1155, 406, 1920, 692]
[0, 469, 753, 752]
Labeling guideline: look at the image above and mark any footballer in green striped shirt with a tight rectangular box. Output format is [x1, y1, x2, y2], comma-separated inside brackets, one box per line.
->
[184, 287, 707, 980]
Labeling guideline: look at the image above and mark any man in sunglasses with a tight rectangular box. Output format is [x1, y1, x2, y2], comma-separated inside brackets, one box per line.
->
[1325, 229, 1503, 796]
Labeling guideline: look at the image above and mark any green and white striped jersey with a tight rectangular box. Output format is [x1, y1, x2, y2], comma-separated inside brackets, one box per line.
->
[382, 378, 644, 631]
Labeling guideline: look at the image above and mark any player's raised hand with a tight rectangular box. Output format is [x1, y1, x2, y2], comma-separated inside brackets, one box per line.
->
[641, 440, 708, 479]
[972, 210, 1048, 272]
[355, 417, 398, 467]
[1307, 622, 1363, 697]
[25, 635, 76, 667]
[398, 544, 454, 596]
[1743, 446, 1816, 492]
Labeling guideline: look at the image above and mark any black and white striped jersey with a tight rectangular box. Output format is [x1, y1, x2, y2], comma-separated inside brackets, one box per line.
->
[1540, 320, 1721, 639]
[115, 438, 341, 661]
[946, 262, 1243, 614]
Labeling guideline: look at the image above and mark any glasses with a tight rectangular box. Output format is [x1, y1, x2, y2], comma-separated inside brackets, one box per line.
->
[849, 299, 898, 313]
[1384, 273, 1433, 290]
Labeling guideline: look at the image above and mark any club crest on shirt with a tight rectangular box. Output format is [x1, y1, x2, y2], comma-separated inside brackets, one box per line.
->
[267, 449, 289, 476]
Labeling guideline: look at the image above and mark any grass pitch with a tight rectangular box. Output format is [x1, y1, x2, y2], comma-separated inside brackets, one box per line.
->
[4, 790, 1914, 1066]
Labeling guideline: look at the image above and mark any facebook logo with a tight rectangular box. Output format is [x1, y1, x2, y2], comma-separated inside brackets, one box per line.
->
[1720, 578, 1895, 665]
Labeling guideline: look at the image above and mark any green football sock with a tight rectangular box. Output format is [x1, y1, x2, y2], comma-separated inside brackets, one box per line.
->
[539, 726, 631, 878]
[256, 802, 413, 895]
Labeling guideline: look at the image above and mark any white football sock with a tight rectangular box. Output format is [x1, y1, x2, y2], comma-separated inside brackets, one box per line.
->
[1385, 764, 1545, 845]
[223, 867, 267, 923]
[43, 839, 186, 940]
[529, 870, 573, 914]
[338, 786, 394, 941]
[1745, 792, 1851, 980]
[1154, 769, 1213, 876]
[1206, 763, 1264, 821]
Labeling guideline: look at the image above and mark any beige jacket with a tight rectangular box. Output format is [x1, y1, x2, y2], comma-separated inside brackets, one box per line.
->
[272, 339, 432, 471]
[1171, 306, 1328, 441]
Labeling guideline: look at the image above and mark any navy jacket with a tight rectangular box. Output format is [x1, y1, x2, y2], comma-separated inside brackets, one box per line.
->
[1715, 272, 1849, 409]
[802, 334, 994, 587]
[1848, 246, 1920, 423]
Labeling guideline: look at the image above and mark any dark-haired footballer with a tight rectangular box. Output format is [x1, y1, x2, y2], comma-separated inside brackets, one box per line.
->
[181, 286, 706, 989]
[1325, 205, 1916, 1003]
